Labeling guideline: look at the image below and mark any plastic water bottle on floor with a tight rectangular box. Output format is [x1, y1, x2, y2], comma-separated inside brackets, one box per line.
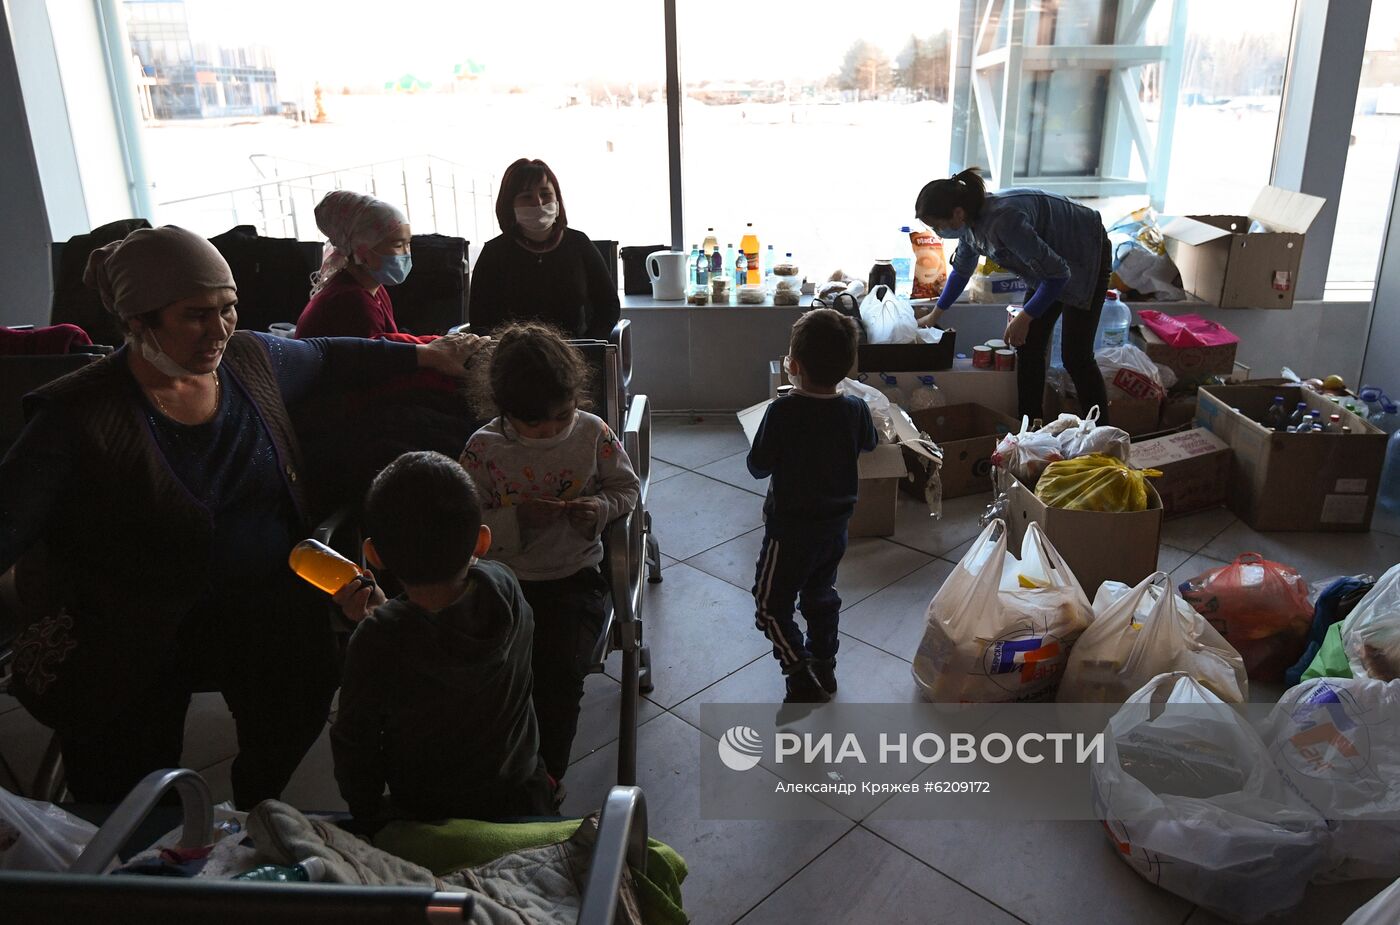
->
[234, 857, 326, 882]
[876, 373, 907, 408]
[1381, 431, 1400, 512]
[1098, 291, 1131, 348]
[908, 375, 946, 411]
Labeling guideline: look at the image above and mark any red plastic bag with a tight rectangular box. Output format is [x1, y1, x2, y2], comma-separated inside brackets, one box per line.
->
[1137, 311, 1239, 349]
[1178, 553, 1312, 681]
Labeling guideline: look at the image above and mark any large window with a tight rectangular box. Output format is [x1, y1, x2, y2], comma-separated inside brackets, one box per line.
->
[126, 0, 669, 251]
[676, 2, 957, 280]
[1327, 2, 1400, 290]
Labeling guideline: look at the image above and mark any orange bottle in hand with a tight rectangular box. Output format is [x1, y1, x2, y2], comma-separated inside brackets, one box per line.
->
[288, 539, 362, 595]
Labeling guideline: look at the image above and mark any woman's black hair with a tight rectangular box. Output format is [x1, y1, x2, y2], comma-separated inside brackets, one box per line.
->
[468, 321, 594, 422]
[914, 167, 988, 224]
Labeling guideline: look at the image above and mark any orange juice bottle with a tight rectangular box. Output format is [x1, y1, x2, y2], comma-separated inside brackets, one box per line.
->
[740, 223, 760, 285]
[288, 539, 362, 595]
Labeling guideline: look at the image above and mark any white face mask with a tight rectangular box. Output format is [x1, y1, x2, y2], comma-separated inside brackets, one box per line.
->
[510, 412, 577, 449]
[514, 202, 559, 235]
[135, 329, 204, 378]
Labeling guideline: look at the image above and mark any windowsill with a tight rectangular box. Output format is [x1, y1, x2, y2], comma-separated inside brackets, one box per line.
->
[620, 293, 815, 310]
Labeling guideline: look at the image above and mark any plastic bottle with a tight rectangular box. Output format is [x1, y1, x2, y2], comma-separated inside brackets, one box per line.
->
[740, 224, 760, 285]
[1049, 315, 1064, 368]
[876, 373, 906, 408]
[1308, 410, 1324, 432]
[1262, 396, 1288, 432]
[1098, 291, 1130, 348]
[1328, 413, 1344, 433]
[687, 244, 701, 291]
[1374, 397, 1400, 434]
[1287, 402, 1310, 431]
[288, 539, 362, 595]
[908, 375, 946, 412]
[1382, 431, 1400, 512]
[234, 857, 327, 882]
[711, 243, 723, 276]
[702, 228, 718, 260]
[723, 244, 736, 283]
[735, 250, 748, 286]
[763, 244, 776, 294]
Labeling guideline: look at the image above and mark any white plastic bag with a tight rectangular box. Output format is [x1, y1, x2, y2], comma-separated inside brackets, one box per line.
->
[1096, 344, 1175, 402]
[1058, 573, 1248, 704]
[991, 416, 1063, 491]
[1262, 676, 1400, 883]
[0, 786, 99, 871]
[1342, 564, 1400, 681]
[858, 285, 926, 345]
[1093, 673, 1329, 922]
[1344, 876, 1400, 925]
[1053, 406, 1131, 462]
[913, 520, 1091, 703]
[839, 377, 894, 442]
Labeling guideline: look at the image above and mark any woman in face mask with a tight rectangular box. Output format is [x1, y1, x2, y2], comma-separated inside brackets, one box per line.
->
[0, 225, 484, 809]
[914, 167, 1113, 425]
[467, 158, 621, 340]
[294, 191, 430, 342]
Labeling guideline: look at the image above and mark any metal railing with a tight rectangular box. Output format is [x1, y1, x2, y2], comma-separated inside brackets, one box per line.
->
[157, 154, 497, 243]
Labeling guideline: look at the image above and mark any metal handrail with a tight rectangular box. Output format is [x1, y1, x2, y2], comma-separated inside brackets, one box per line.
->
[576, 786, 648, 925]
[70, 768, 213, 874]
[157, 154, 469, 206]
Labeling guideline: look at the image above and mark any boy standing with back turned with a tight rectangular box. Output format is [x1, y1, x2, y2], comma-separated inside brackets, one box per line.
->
[747, 308, 878, 703]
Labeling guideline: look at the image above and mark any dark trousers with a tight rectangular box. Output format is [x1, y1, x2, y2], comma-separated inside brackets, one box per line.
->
[60, 659, 333, 810]
[518, 567, 608, 782]
[1016, 233, 1114, 424]
[752, 526, 846, 671]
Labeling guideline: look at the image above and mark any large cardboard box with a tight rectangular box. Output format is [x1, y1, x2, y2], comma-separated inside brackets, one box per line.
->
[1195, 385, 1387, 531]
[1128, 428, 1232, 519]
[1004, 478, 1163, 598]
[1131, 323, 1239, 388]
[902, 403, 1019, 499]
[739, 398, 938, 538]
[1161, 186, 1326, 309]
[769, 360, 1020, 419]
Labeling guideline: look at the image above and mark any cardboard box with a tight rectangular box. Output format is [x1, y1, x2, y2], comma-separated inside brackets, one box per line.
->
[1128, 428, 1232, 519]
[770, 361, 1020, 419]
[902, 404, 1019, 499]
[1131, 323, 1239, 388]
[1004, 477, 1163, 598]
[1043, 387, 1162, 437]
[1195, 385, 1387, 531]
[1161, 186, 1326, 309]
[738, 397, 939, 538]
[1159, 394, 1199, 431]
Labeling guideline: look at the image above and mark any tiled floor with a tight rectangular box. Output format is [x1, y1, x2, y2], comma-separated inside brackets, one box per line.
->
[1, 413, 1396, 923]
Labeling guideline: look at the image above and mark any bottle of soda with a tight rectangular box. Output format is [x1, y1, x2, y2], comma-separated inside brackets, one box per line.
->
[288, 539, 362, 595]
[1328, 413, 1344, 433]
[1262, 396, 1287, 431]
[740, 223, 760, 285]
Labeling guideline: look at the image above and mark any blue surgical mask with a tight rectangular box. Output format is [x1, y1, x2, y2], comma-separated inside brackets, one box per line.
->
[369, 253, 412, 286]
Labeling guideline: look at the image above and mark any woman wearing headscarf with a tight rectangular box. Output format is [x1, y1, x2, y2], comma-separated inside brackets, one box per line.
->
[294, 191, 429, 342]
[0, 226, 483, 807]
[467, 158, 620, 339]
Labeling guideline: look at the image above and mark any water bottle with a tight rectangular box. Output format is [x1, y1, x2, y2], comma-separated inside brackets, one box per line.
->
[687, 244, 700, 291]
[692, 244, 708, 288]
[909, 375, 946, 412]
[876, 373, 906, 408]
[1287, 402, 1310, 431]
[723, 244, 736, 281]
[735, 250, 748, 285]
[1050, 315, 1064, 368]
[1098, 291, 1131, 348]
[1308, 410, 1324, 432]
[762, 244, 776, 293]
[234, 857, 326, 882]
[1262, 396, 1287, 431]
[1382, 431, 1400, 512]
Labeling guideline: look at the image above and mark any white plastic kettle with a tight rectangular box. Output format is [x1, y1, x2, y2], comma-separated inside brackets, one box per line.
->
[646, 250, 688, 301]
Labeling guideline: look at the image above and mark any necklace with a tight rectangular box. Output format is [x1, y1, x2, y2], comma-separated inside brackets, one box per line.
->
[149, 370, 221, 421]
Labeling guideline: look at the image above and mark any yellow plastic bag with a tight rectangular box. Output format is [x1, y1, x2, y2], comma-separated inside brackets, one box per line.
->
[1035, 454, 1161, 513]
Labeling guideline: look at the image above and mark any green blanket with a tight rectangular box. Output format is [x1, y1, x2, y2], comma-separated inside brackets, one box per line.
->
[1301, 623, 1354, 682]
[375, 817, 688, 925]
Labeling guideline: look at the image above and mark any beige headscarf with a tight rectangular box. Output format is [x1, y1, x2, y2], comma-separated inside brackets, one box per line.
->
[84, 226, 237, 321]
[310, 191, 407, 295]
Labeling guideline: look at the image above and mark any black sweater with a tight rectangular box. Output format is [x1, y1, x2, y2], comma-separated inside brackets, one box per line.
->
[330, 559, 546, 821]
[468, 228, 621, 339]
[747, 392, 878, 533]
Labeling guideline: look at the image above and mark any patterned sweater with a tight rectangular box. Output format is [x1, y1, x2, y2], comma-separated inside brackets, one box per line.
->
[461, 411, 639, 581]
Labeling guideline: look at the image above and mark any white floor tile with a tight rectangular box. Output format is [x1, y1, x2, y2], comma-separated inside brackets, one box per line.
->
[695, 451, 767, 497]
[1202, 521, 1400, 584]
[648, 471, 766, 561]
[653, 418, 752, 470]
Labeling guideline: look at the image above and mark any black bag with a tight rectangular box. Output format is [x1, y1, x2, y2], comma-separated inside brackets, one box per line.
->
[209, 225, 320, 335]
[812, 292, 867, 343]
[50, 218, 152, 347]
[620, 244, 667, 295]
[391, 233, 468, 335]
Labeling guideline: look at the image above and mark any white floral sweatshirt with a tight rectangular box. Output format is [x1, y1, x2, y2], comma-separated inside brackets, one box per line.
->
[460, 411, 640, 582]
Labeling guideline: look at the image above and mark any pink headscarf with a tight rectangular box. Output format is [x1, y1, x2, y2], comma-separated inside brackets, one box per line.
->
[310, 191, 407, 294]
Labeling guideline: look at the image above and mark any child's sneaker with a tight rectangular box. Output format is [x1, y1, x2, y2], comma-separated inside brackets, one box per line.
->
[784, 662, 832, 704]
[811, 657, 837, 694]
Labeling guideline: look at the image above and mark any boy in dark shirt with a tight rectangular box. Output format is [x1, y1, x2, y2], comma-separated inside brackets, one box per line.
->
[747, 309, 878, 703]
[330, 451, 553, 823]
